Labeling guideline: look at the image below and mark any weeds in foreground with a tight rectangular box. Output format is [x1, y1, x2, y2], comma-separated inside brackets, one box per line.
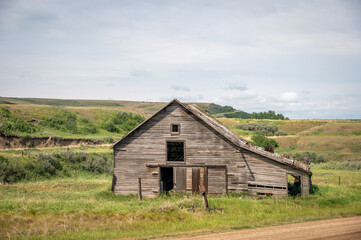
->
[0, 168, 360, 240]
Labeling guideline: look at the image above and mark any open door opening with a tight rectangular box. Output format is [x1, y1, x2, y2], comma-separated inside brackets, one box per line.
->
[160, 167, 174, 193]
[287, 174, 302, 196]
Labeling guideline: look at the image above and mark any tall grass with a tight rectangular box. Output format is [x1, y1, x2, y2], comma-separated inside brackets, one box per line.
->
[0, 168, 360, 239]
[0, 147, 113, 183]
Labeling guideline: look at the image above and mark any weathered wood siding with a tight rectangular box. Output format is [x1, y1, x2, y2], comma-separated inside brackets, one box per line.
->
[113, 102, 310, 197]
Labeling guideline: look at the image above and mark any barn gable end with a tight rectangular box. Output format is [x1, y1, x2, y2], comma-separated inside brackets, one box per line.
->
[112, 99, 311, 197]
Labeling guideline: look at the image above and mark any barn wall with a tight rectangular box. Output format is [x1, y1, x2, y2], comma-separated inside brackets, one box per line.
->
[241, 150, 310, 196]
[113, 102, 309, 197]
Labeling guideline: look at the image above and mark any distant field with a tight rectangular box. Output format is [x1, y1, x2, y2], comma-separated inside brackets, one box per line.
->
[219, 118, 361, 165]
[0, 97, 211, 116]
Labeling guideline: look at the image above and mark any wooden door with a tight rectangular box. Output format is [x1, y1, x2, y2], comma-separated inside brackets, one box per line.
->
[208, 168, 227, 194]
[192, 168, 200, 193]
[175, 167, 186, 191]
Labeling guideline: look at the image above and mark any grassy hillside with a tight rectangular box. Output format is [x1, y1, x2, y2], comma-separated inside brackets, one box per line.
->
[219, 118, 361, 168]
[0, 104, 146, 140]
[0, 97, 211, 116]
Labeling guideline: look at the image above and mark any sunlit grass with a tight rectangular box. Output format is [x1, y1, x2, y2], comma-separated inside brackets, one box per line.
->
[0, 168, 360, 239]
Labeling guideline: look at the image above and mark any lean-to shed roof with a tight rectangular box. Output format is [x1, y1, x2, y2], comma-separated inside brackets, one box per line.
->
[111, 99, 310, 173]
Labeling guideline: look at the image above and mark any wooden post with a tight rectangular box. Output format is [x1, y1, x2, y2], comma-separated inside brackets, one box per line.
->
[225, 167, 228, 195]
[34, 173, 37, 183]
[199, 184, 209, 210]
[339, 176, 340, 185]
[138, 177, 142, 201]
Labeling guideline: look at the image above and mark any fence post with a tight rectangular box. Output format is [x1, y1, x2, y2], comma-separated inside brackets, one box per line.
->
[199, 184, 209, 210]
[138, 177, 142, 201]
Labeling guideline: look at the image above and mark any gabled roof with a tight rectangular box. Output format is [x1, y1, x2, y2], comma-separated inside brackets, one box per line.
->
[111, 99, 310, 173]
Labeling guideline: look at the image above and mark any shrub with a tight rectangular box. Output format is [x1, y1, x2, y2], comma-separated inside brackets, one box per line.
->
[101, 111, 145, 133]
[205, 103, 235, 114]
[224, 111, 250, 119]
[105, 137, 114, 144]
[251, 134, 279, 148]
[40, 108, 78, 133]
[0, 156, 27, 183]
[239, 123, 287, 136]
[78, 118, 98, 134]
[0, 151, 114, 183]
[250, 110, 289, 120]
[293, 152, 325, 164]
[0, 107, 38, 134]
[83, 155, 112, 174]
[317, 161, 361, 170]
[102, 120, 119, 133]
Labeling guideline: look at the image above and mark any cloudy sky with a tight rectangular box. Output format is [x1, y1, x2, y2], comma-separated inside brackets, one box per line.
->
[1, 0, 360, 119]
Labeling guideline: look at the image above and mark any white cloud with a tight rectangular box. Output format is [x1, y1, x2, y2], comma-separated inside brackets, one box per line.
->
[171, 85, 190, 92]
[0, 0, 360, 118]
[225, 82, 248, 92]
[279, 92, 299, 102]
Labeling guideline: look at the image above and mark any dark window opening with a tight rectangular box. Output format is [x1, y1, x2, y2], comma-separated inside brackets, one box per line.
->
[167, 141, 184, 161]
[160, 167, 173, 193]
[288, 175, 302, 196]
[248, 184, 286, 190]
[171, 124, 180, 133]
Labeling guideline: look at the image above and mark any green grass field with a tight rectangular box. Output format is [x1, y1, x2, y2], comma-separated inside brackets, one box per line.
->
[1, 98, 360, 239]
[0, 167, 360, 240]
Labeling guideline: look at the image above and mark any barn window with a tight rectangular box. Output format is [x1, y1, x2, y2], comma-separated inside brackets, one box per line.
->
[171, 124, 180, 134]
[167, 141, 184, 161]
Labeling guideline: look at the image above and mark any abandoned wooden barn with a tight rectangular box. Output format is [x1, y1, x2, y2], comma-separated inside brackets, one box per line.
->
[111, 99, 311, 197]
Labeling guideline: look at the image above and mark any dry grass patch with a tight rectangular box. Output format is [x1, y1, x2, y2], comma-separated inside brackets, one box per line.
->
[310, 122, 361, 136]
[277, 120, 327, 135]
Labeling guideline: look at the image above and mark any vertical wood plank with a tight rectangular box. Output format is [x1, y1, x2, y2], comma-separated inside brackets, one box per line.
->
[175, 167, 186, 191]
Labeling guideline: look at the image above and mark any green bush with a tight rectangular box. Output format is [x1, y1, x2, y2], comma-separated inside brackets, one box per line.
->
[102, 120, 119, 133]
[105, 137, 114, 144]
[251, 134, 279, 148]
[239, 123, 287, 136]
[205, 103, 235, 114]
[224, 111, 251, 119]
[250, 110, 289, 120]
[40, 108, 78, 133]
[83, 155, 112, 174]
[0, 107, 38, 134]
[0, 156, 27, 183]
[101, 111, 145, 133]
[293, 152, 325, 164]
[78, 118, 98, 134]
[0, 151, 113, 183]
[317, 161, 361, 170]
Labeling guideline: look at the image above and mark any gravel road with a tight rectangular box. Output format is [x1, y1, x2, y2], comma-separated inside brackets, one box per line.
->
[160, 216, 361, 240]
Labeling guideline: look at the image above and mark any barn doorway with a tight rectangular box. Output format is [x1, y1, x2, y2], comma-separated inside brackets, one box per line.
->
[160, 167, 174, 193]
[287, 174, 302, 196]
[192, 168, 201, 193]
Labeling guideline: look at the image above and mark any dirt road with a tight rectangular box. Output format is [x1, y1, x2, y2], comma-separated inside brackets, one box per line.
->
[163, 216, 361, 240]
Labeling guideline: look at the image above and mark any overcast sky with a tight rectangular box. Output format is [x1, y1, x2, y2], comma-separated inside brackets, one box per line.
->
[1, 0, 360, 119]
